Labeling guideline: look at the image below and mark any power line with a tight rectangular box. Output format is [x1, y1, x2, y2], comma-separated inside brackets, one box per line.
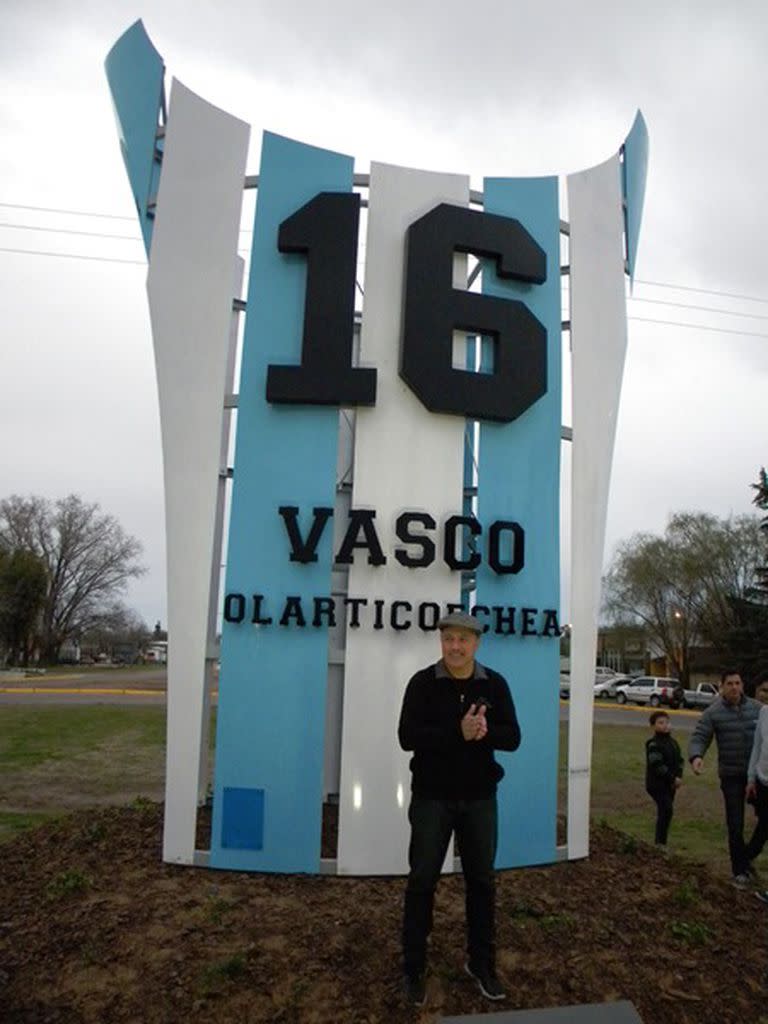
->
[0, 222, 142, 242]
[0, 201, 254, 234]
[2, 200, 767, 309]
[0, 234, 762, 325]
[629, 316, 768, 339]
[0, 212, 252, 240]
[0, 246, 145, 266]
[0, 201, 135, 221]
[2, 201, 768, 336]
[2, 244, 767, 340]
[4, 200, 768, 300]
[634, 277, 768, 306]
[628, 295, 768, 322]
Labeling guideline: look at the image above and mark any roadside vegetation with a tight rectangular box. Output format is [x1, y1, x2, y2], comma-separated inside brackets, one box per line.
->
[0, 706, 167, 840]
[583, 720, 729, 875]
[0, 706, 733, 876]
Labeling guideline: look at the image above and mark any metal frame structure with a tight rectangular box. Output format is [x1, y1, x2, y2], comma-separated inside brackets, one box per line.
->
[106, 19, 647, 874]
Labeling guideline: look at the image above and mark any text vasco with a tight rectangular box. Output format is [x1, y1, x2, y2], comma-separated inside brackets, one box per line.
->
[278, 506, 526, 574]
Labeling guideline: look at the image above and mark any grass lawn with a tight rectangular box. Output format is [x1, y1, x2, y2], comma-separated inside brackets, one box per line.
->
[580, 723, 731, 875]
[0, 707, 739, 876]
[0, 706, 168, 840]
[0, 706, 167, 769]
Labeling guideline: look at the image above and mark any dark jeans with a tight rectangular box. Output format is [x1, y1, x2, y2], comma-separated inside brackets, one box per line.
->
[721, 774, 750, 876]
[744, 778, 768, 865]
[402, 795, 497, 977]
[647, 785, 675, 845]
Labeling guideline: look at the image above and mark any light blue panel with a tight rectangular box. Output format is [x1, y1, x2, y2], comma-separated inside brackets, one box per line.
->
[622, 110, 649, 285]
[104, 20, 165, 255]
[476, 177, 561, 868]
[211, 132, 353, 872]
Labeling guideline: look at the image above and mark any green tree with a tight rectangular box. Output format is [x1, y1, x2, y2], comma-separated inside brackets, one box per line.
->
[604, 511, 764, 686]
[0, 548, 48, 665]
[728, 467, 768, 682]
[751, 466, 768, 595]
[0, 495, 145, 663]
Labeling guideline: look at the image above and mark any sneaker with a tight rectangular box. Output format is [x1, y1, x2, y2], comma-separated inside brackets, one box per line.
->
[747, 862, 763, 884]
[754, 889, 768, 905]
[465, 962, 506, 1001]
[730, 873, 751, 889]
[403, 971, 426, 1006]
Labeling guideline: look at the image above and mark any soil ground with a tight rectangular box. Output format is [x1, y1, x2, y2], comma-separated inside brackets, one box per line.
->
[1, 802, 766, 1024]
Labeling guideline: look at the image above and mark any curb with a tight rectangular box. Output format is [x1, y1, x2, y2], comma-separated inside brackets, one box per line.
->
[0, 687, 166, 696]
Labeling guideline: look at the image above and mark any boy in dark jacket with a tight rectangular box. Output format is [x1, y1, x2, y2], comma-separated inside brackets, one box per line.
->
[646, 711, 684, 845]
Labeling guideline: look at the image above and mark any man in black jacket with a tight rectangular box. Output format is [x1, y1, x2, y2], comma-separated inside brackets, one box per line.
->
[398, 611, 521, 1005]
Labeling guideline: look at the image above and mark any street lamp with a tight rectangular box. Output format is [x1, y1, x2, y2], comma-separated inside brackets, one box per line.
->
[672, 610, 683, 679]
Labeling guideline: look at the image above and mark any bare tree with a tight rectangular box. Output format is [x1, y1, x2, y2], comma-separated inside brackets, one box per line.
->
[0, 495, 145, 662]
[79, 601, 149, 661]
[604, 511, 764, 686]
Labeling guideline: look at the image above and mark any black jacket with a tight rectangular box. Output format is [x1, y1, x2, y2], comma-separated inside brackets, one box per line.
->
[645, 733, 684, 792]
[398, 660, 521, 800]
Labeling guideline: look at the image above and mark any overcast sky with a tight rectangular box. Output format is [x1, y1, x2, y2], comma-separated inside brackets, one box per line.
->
[1, 1, 766, 628]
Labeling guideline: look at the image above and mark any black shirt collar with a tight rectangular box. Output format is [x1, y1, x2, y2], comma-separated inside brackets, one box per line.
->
[435, 659, 488, 681]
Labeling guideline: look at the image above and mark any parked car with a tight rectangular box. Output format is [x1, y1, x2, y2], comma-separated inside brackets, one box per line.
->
[615, 676, 684, 709]
[594, 666, 617, 683]
[682, 682, 719, 709]
[594, 675, 631, 699]
[559, 673, 571, 698]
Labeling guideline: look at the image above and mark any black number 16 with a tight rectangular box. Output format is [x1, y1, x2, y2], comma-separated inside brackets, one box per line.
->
[266, 192, 548, 424]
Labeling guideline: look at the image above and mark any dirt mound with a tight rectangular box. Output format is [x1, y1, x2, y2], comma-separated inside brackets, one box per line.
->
[1, 803, 765, 1023]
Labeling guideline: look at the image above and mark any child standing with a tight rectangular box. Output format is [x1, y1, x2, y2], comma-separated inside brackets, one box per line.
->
[645, 710, 684, 845]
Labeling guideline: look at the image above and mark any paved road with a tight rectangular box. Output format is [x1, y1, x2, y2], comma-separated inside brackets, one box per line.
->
[0, 666, 167, 688]
[563, 699, 699, 732]
[0, 668, 701, 729]
[0, 667, 170, 705]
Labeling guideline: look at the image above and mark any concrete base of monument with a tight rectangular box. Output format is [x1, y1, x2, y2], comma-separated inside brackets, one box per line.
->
[440, 1001, 643, 1024]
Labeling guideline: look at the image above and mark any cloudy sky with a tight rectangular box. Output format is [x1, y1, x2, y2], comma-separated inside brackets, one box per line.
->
[1, 1, 766, 628]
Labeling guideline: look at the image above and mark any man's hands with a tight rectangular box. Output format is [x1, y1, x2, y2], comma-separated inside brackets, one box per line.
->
[461, 703, 488, 742]
[691, 756, 704, 775]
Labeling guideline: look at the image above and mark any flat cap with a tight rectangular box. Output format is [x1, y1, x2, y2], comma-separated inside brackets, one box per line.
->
[437, 611, 483, 634]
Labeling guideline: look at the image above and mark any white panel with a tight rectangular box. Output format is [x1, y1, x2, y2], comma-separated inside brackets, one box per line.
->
[146, 80, 249, 864]
[337, 163, 469, 875]
[566, 155, 627, 859]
